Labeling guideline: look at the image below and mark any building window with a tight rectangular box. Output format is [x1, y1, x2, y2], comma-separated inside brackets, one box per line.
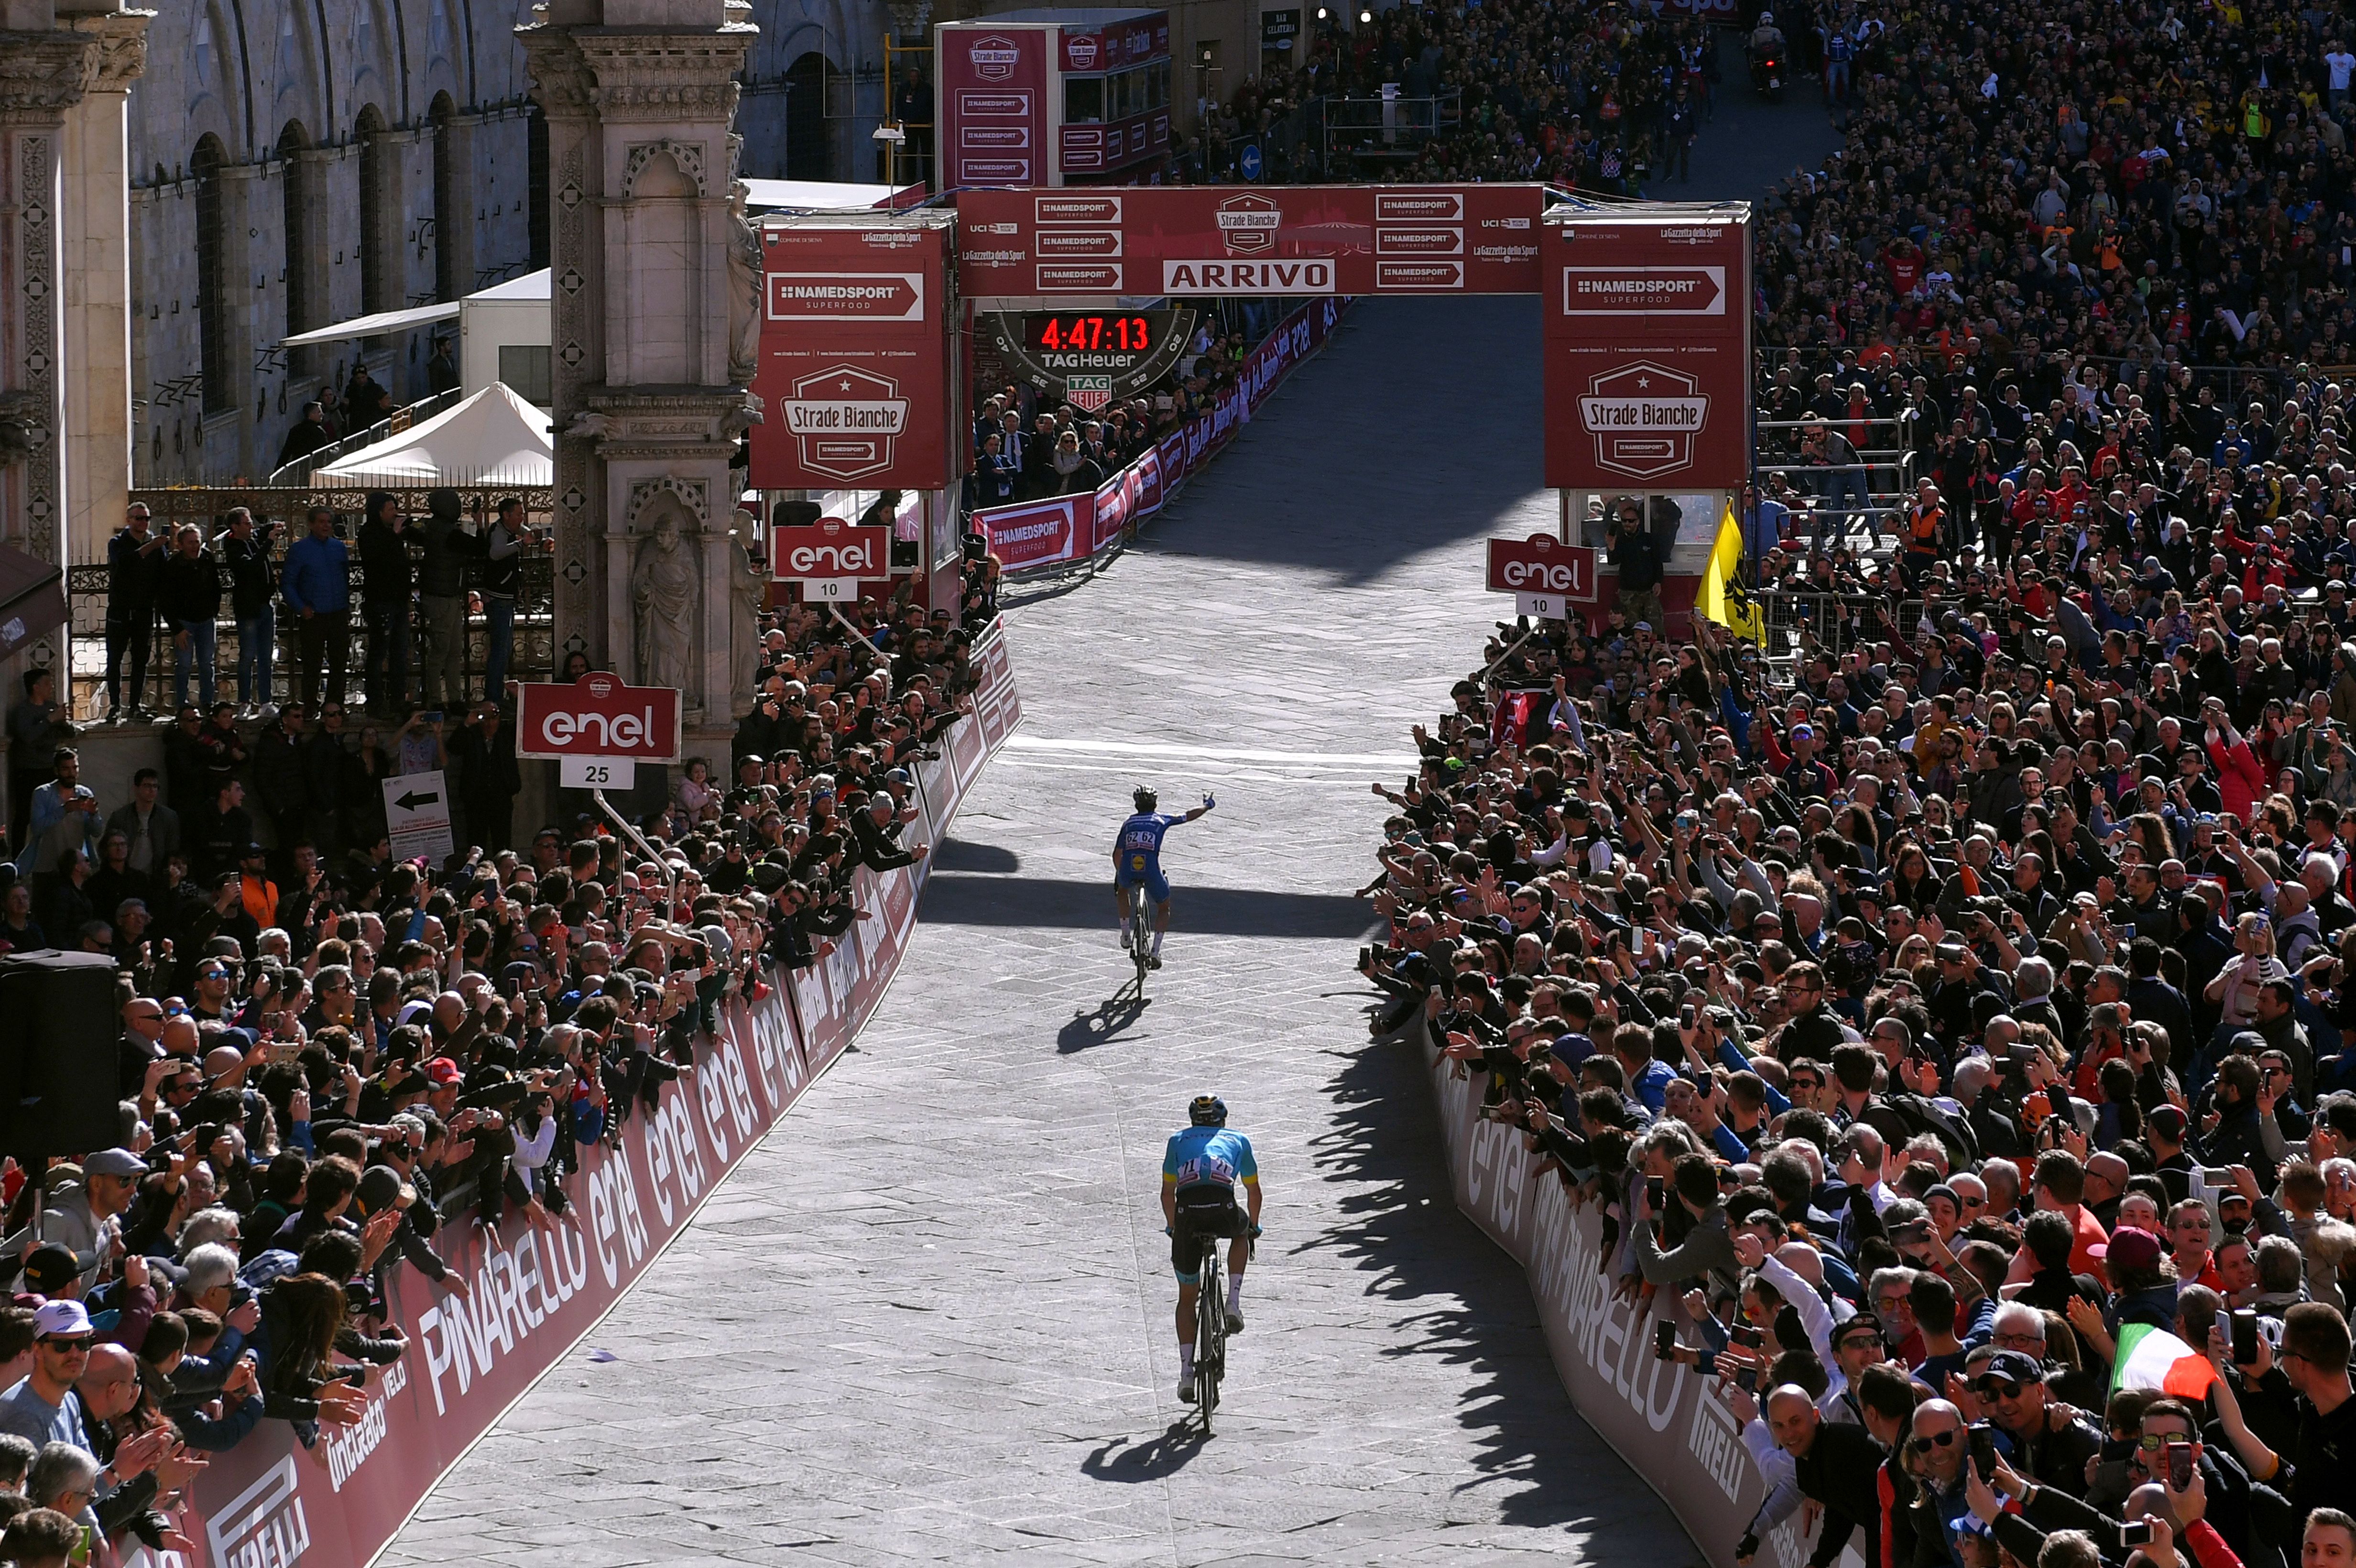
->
[431, 93, 460, 302]
[527, 107, 549, 271]
[356, 104, 391, 316]
[279, 123, 316, 376]
[193, 136, 231, 415]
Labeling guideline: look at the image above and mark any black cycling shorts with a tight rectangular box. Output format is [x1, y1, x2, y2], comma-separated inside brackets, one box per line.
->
[1170, 1186, 1248, 1282]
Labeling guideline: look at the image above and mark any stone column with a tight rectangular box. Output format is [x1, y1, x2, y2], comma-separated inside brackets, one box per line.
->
[0, 15, 98, 598]
[520, 0, 759, 746]
[57, 5, 151, 566]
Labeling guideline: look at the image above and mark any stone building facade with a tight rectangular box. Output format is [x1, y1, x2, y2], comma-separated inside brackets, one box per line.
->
[122, 0, 895, 521]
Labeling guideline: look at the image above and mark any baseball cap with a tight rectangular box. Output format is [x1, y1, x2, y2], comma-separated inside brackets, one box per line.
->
[2091, 1226, 2163, 1272]
[357, 1164, 416, 1213]
[1980, 1348, 2047, 1385]
[32, 1300, 90, 1339]
[21, 1243, 78, 1296]
[422, 1057, 463, 1088]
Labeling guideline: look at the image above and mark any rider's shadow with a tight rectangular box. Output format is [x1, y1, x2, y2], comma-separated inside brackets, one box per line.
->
[1057, 994, 1153, 1054]
[1081, 1426, 1208, 1481]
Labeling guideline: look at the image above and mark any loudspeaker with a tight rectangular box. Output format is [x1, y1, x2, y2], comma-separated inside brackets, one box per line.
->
[0, 951, 126, 1159]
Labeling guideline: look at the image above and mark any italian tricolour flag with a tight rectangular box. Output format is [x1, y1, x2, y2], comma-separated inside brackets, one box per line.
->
[2110, 1323, 2220, 1399]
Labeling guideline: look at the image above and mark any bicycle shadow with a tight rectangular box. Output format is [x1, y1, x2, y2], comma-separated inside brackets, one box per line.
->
[1079, 1423, 1209, 1482]
[1057, 990, 1153, 1054]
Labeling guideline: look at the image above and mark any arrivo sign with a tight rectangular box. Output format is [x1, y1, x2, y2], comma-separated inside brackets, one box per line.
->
[515, 675, 683, 763]
[956, 184, 1547, 296]
[1486, 534, 1600, 600]
[773, 517, 888, 580]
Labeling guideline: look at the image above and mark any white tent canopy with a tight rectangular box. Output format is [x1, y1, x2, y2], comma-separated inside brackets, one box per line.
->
[315, 382, 553, 487]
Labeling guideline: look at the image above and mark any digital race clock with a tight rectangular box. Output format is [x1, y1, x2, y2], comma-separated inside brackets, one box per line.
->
[980, 307, 1196, 406]
[1025, 313, 1167, 356]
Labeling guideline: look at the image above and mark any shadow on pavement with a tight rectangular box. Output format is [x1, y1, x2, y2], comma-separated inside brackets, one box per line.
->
[927, 839, 1022, 874]
[1058, 994, 1154, 1054]
[920, 873, 1385, 941]
[1300, 1018, 1662, 1533]
[1080, 1424, 1211, 1483]
[1131, 297, 1551, 587]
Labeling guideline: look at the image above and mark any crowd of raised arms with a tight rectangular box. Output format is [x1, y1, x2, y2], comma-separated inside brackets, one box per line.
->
[0, 524, 996, 1568]
[1360, 579, 2356, 1568]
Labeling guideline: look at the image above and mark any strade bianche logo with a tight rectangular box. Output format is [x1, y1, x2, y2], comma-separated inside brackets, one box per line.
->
[969, 34, 1021, 79]
[1577, 360, 1708, 479]
[1216, 191, 1282, 255]
[782, 365, 909, 482]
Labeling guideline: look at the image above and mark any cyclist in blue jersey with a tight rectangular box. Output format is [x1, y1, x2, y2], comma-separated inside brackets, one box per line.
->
[1163, 1094, 1263, 1403]
[1112, 786, 1215, 967]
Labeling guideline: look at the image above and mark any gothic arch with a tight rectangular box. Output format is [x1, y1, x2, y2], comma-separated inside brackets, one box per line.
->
[622, 138, 709, 199]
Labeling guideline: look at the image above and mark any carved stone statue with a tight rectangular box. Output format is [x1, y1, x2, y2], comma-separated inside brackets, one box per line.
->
[728, 511, 764, 694]
[727, 182, 764, 387]
[633, 509, 697, 692]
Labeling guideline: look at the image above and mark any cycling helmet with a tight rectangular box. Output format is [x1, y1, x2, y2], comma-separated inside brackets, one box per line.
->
[1189, 1095, 1228, 1127]
[1134, 786, 1158, 813]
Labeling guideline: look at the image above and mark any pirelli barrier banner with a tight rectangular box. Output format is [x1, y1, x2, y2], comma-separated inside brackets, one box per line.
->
[157, 633, 1022, 1568]
[978, 296, 1349, 574]
[1418, 1021, 1857, 1568]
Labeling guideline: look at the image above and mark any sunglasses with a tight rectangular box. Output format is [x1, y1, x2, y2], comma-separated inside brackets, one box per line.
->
[40, 1337, 91, 1351]
[2136, 1433, 2189, 1452]
[1909, 1428, 1961, 1454]
[1973, 1377, 2026, 1400]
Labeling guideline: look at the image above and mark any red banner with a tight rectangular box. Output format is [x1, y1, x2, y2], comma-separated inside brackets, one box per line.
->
[513, 674, 683, 762]
[937, 26, 1049, 187]
[981, 494, 1088, 571]
[1486, 534, 1601, 600]
[1542, 210, 1751, 492]
[955, 186, 1545, 297]
[164, 634, 1025, 1568]
[1419, 1014, 1827, 1568]
[751, 218, 958, 491]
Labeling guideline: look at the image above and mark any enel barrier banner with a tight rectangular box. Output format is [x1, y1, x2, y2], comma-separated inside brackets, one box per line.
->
[978, 297, 1348, 574]
[157, 637, 1024, 1568]
[1418, 1019, 1862, 1568]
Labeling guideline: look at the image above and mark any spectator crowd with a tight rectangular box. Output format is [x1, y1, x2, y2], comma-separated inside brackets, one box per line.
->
[0, 506, 995, 1566]
[1361, 552, 2356, 1568]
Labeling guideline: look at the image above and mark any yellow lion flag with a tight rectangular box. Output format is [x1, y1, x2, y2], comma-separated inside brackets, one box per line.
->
[1694, 505, 1762, 642]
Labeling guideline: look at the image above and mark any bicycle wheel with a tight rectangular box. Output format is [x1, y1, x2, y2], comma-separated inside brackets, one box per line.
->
[1196, 1241, 1224, 1432]
[1131, 885, 1151, 987]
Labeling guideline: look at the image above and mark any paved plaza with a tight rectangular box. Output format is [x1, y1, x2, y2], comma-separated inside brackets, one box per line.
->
[382, 79, 1839, 1565]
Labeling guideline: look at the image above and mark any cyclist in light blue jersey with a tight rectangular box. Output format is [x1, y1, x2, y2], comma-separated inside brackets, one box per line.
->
[1162, 1094, 1262, 1403]
[1112, 785, 1214, 967]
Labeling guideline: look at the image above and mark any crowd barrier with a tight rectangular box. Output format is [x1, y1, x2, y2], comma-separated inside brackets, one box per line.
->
[977, 297, 1353, 575]
[1417, 1019, 1863, 1568]
[150, 623, 1025, 1568]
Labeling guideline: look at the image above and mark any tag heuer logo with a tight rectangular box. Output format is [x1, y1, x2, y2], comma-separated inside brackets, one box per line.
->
[1577, 360, 1707, 479]
[1215, 193, 1281, 255]
[1066, 375, 1113, 412]
[970, 35, 1020, 79]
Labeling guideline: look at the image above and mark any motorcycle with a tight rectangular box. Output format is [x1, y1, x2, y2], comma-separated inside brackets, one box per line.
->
[1749, 47, 1784, 100]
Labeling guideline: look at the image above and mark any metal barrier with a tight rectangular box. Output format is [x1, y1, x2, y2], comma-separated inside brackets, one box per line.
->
[1752, 588, 1926, 671]
[74, 484, 555, 720]
[1754, 412, 1916, 554]
[264, 387, 465, 487]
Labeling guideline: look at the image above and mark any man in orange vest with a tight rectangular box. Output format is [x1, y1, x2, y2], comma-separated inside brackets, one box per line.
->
[1902, 479, 1946, 591]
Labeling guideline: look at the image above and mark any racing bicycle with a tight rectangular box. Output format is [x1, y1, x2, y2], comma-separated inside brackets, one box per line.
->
[1190, 1225, 1228, 1433]
[1124, 880, 1155, 991]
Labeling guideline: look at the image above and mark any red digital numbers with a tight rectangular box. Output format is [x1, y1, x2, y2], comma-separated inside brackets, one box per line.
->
[1032, 316, 1154, 353]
